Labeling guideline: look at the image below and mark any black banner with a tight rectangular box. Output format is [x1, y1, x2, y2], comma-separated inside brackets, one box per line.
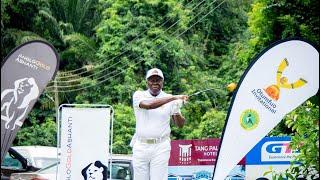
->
[1, 40, 59, 162]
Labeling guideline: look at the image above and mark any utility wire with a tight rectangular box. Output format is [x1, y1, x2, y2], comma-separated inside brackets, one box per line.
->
[47, 0, 218, 89]
[55, 0, 200, 78]
[52, 0, 206, 83]
[48, 0, 216, 87]
[47, 0, 225, 91]
[47, 0, 226, 92]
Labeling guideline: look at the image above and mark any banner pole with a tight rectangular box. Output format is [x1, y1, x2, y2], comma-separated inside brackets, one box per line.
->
[54, 79, 59, 180]
[54, 79, 59, 148]
[54, 79, 59, 113]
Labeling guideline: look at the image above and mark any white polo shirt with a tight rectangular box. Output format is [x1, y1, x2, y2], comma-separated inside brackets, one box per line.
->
[132, 90, 175, 138]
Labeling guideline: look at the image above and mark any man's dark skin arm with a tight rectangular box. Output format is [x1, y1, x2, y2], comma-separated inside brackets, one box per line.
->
[139, 95, 187, 109]
[139, 95, 187, 128]
[172, 114, 185, 128]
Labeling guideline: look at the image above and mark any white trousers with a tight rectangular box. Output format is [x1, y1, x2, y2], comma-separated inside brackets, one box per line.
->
[132, 138, 171, 180]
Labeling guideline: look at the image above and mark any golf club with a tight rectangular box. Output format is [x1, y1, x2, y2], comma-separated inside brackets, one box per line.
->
[188, 88, 217, 97]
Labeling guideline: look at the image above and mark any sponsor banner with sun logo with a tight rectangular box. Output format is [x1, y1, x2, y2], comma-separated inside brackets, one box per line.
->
[213, 38, 319, 180]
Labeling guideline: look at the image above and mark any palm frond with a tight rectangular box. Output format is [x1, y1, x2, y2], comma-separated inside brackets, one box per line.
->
[4, 28, 46, 46]
[59, 22, 74, 36]
[38, 9, 64, 41]
[61, 32, 98, 64]
[49, 0, 99, 34]
[64, 33, 97, 52]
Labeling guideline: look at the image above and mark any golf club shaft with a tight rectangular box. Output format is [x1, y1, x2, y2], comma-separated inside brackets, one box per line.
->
[188, 88, 216, 97]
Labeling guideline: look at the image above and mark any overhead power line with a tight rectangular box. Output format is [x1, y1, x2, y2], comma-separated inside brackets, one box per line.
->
[47, 0, 225, 92]
[47, 0, 218, 89]
[48, 0, 208, 86]
[46, 0, 226, 93]
[55, 0, 200, 79]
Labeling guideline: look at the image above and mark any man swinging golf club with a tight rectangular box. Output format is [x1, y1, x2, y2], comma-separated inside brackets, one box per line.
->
[130, 68, 188, 180]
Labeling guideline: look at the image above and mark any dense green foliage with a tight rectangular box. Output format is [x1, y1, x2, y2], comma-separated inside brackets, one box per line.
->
[1, 0, 319, 178]
[264, 101, 319, 179]
[283, 101, 319, 179]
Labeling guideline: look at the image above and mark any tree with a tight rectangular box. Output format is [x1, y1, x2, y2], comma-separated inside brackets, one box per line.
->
[284, 101, 319, 178]
[14, 111, 57, 146]
[112, 104, 135, 154]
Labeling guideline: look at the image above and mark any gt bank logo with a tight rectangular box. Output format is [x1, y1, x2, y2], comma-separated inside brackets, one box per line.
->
[261, 141, 300, 162]
[179, 144, 192, 165]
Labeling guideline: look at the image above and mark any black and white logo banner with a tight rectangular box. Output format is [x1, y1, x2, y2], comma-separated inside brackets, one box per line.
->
[1, 40, 59, 161]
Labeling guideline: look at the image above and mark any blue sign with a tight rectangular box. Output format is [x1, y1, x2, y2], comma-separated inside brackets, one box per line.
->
[246, 136, 300, 165]
[194, 170, 211, 180]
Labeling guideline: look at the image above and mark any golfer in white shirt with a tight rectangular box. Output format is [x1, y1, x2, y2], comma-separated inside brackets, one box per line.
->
[130, 68, 188, 180]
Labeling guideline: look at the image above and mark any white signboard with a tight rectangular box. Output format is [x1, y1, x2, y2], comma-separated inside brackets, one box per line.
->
[58, 106, 111, 180]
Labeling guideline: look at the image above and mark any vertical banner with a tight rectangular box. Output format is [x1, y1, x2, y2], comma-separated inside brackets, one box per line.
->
[58, 105, 111, 180]
[213, 38, 319, 180]
[1, 40, 59, 162]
